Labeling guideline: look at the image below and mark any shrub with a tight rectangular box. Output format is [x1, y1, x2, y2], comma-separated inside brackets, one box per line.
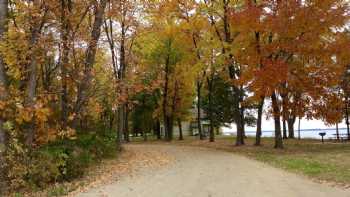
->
[24, 132, 117, 188]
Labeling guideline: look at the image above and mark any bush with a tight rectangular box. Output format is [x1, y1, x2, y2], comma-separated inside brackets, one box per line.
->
[25, 132, 116, 188]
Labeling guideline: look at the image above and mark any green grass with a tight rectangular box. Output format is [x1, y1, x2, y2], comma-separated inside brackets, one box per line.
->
[166, 136, 350, 187]
[47, 186, 68, 197]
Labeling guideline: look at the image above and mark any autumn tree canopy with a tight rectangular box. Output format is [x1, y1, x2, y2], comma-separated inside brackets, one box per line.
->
[0, 0, 349, 194]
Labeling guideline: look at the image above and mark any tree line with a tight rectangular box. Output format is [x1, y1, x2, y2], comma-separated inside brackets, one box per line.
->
[0, 0, 349, 194]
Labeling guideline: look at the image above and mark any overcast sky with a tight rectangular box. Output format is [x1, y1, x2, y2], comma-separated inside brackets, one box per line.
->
[223, 116, 348, 133]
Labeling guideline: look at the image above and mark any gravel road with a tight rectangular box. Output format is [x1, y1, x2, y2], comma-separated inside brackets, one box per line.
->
[77, 144, 350, 197]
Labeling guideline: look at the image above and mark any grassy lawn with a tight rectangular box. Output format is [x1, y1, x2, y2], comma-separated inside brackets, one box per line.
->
[162, 136, 350, 188]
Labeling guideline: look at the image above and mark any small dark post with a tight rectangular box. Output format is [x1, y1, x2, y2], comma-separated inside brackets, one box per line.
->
[319, 132, 326, 144]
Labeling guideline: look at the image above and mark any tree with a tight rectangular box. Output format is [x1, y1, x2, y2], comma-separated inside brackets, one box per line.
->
[73, 0, 107, 129]
[0, 0, 8, 193]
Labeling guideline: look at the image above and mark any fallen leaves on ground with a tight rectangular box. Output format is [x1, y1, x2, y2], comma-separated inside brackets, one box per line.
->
[23, 144, 173, 197]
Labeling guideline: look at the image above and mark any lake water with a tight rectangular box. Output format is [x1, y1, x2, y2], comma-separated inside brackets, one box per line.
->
[224, 128, 349, 140]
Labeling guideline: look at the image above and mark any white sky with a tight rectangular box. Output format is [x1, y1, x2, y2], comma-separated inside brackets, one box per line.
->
[223, 115, 348, 133]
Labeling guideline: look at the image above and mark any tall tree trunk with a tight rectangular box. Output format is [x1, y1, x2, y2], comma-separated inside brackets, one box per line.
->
[281, 90, 288, 139]
[240, 95, 246, 139]
[124, 108, 130, 142]
[178, 118, 183, 141]
[207, 76, 215, 142]
[235, 116, 244, 146]
[156, 119, 161, 140]
[336, 122, 339, 140]
[25, 6, 46, 147]
[196, 80, 204, 140]
[255, 97, 264, 146]
[0, 0, 8, 194]
[282, 119, 287, 139]
[163, 50, 171, 141]
[73, 0, 107, 125]
[287, 117, 296, 138]
[109, 112, 114, 130]
[271, 92, 283, 149]
[116, 106, 124, 151]
[60, 0, 71, 130]
[346, 96, 350, 140]
[234, 86, 245, 146]
[168, 81, 178, 141]
[298, 117, 301, 140]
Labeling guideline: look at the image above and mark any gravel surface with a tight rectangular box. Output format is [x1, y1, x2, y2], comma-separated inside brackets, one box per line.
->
[77, 144, 350, 197]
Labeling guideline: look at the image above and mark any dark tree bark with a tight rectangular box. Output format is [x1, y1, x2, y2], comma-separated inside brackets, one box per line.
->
[255, 97, 264, 146]
[163, 64, 170, 140]
[104, 0, 127, 148]
[117, 5, 127, 147]
[73, 0, 107, 125]
[168, 81, 179, 141]
[0, 0, 8, 194]
[240, 92, 246, 139]
[336, 122, 339, 140]
[207, 75, 215, 142]
[60, 0, 71, 130]
[235, 115, 245, 146]
[109, 112, 114, 130]
[155, 119, 161, 140]
[178, 118, 183, 141]
[116, 106, 124, 151]
[281, 92, 288, 139]
[346, 96, 350, 140]
[271, 92, 283, 149]
[287, 116, 296, 139]
[205, 0, 245, 145]
[282, 119, 287, 139]
[162, 42, 172, 141]
[124, 108, 130, 142]
[298, 117, 301, 140]
[196, 80, 204, 140]
[25, 1, 48, 148]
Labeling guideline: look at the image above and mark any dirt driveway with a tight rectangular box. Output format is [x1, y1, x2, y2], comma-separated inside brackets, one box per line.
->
[77, 144, 350, 197]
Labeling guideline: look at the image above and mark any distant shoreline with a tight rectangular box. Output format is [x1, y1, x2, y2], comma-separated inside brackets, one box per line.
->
[224, 128, 349, 139]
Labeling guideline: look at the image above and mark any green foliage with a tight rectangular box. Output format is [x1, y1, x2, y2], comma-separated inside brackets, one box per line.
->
[6, 131, 117, 192]
[47, 185, 69, 197]
[202, 75, 256, 127]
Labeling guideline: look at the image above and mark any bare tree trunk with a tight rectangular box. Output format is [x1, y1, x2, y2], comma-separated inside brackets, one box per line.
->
[60, 0, 71, 130]
[163, 50, 171, 141]
[346, 97, 350, 140]
[207, 76, 215, 142]
[109, 112, 114, 130]
[235, 116, 244, 146]
[116, 106, 123, 151]
[0, 0, 8, 193]
[298, 117, 301, 140]
[196, 80, 204, 140]
[73, 0, 107, 124]
[168, 81, 178, 141]
[271, 92, 283, 149]
[178, 118, 183, 141]
[282, 119, 287, 139]
[255, 97, 264, 146]
[336, 122, 339, 141]
[240, 96, 246, 139]
[281, 90, 288, 139]
[25, 5, 46, 147]
[124, 108, 130, 142]
[234, 86, 245, 146]
[287, 117, 295, 139]
[156, 119, 161, 140]
[288, 117, 296, 139]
